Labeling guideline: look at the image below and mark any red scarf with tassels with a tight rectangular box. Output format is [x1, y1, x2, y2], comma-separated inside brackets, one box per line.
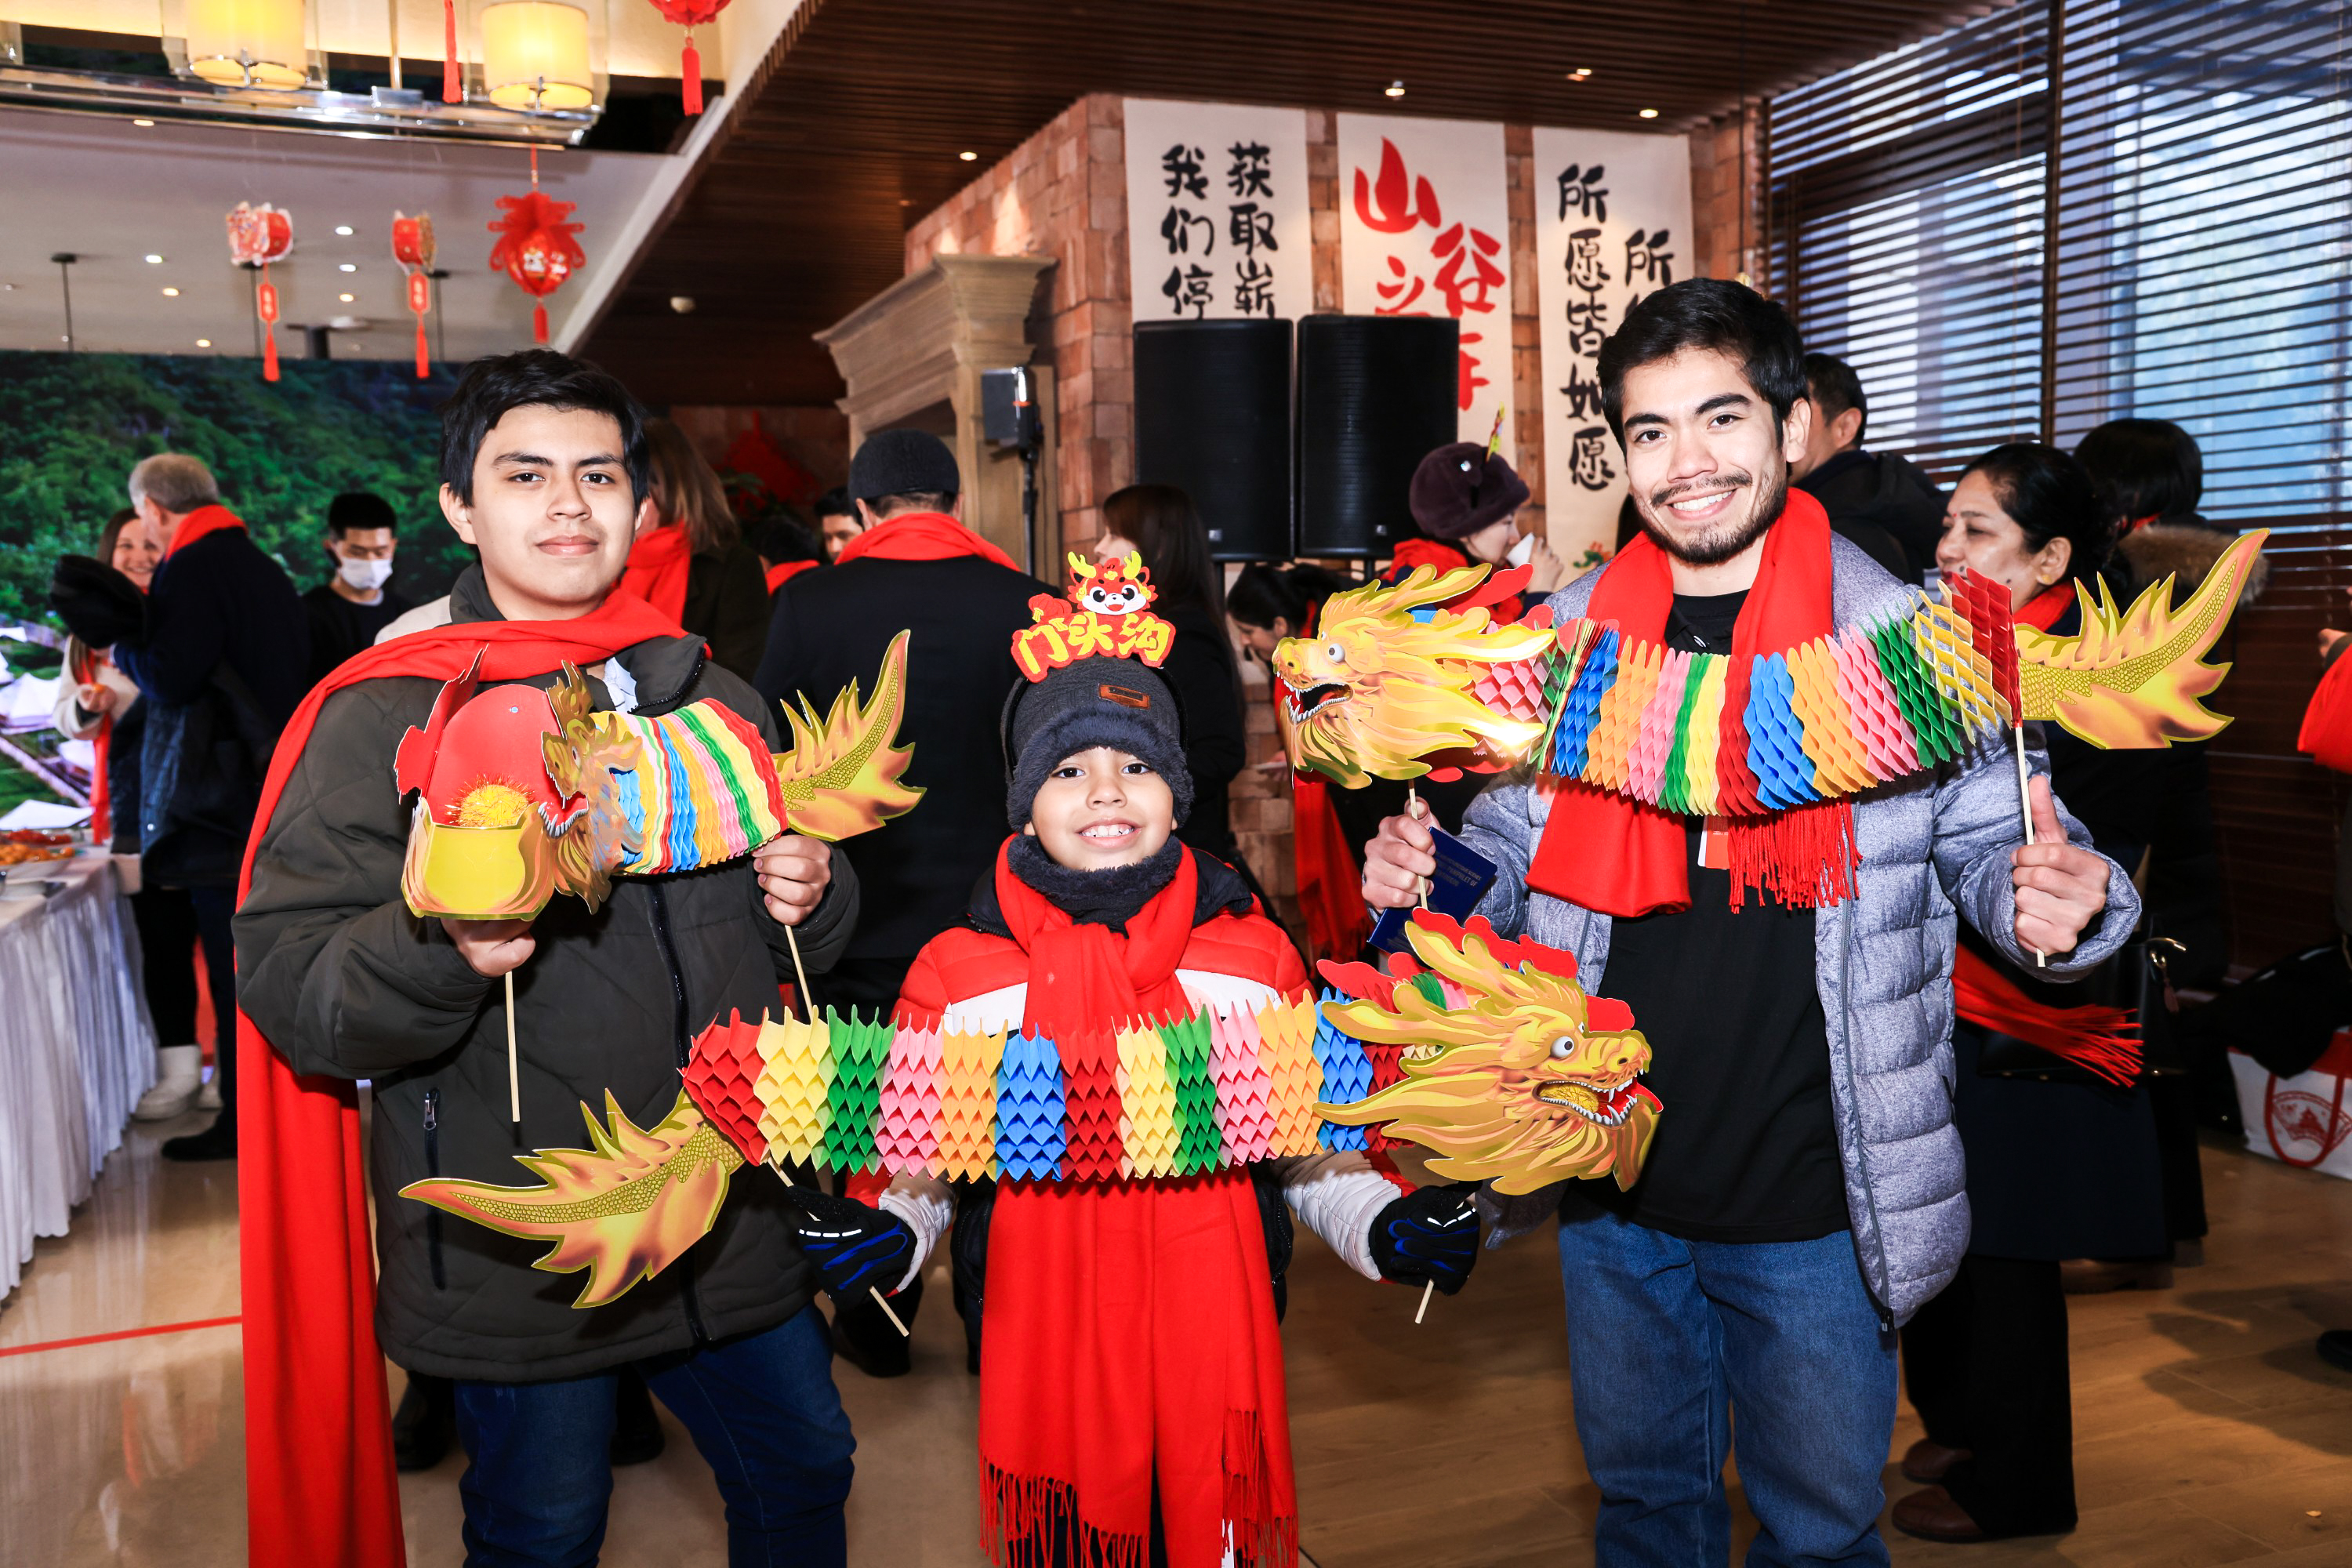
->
[833, 510, 1020, 570]
[618, 521, 694, 622]
[764, 558, 818, 593]
[237, 589, 684, 1568]
[976, 842, 1299, 1568]
[1527, 488, 1857, 916]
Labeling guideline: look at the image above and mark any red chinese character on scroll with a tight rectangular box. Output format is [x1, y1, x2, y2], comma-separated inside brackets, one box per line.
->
[1348, 138, 1504, 412]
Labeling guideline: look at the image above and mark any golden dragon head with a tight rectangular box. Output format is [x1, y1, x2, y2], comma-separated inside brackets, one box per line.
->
[1316, 913, 1659, 1193]
[1270, 564, 1556, 787]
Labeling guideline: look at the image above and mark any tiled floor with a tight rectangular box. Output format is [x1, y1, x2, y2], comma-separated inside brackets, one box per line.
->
[5, 1109, 2351, 1566]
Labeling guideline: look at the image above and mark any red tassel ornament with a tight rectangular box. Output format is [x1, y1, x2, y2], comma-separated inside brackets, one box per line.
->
[393, 211, 437, 379]
[226, 201, 294, 383]
[488, 190, 585, 345]
[650, 2, 731, 116]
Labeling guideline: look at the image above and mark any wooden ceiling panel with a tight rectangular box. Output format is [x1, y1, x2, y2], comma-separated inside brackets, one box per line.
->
[584, 0, 2004, 408]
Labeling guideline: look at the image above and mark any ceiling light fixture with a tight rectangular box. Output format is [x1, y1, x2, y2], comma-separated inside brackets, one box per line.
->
[335, 224, 354, 236]
[1569, 68, 1593, 81]
[170, 0, 321, 92]
[145, 253, 165, 263]
[1385, 80, 1406, 98]
[195, 338, 212, 347]
[1639, 107, 1659, 119]
[958, 150, 977, 161]
[162, 287, 180, 296]
[479, 0, 604, 112]
[339, 262, 357, 272]
[339, 292, 354, 302]
[132, 118, 156, 126]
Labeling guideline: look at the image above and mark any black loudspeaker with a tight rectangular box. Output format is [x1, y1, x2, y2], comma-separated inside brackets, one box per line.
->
[1133, 319, 1294, 561]
[1296, 315, 1460, 557]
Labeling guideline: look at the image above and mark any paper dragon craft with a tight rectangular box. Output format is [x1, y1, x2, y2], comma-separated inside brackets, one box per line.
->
[398, 630, 919, 918]
[1011, 552, 1177, 681]
[397, 911, 1653, 1304]
[1274, 530, 2269, 797]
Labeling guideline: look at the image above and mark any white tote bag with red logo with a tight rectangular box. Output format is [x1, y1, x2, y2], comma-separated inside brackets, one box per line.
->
[2232, 1033, 2352, 1179]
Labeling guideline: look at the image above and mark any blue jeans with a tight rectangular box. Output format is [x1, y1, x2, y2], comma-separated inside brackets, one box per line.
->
[1556, 1206, 1896, 1567]
[451, 1307, 855, 1568]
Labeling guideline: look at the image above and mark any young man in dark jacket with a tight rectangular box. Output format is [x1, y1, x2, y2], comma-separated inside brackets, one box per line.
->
[110, 451, 309, 1161]
[236, 351, 863, 1566]
[1791, 350, 1946, 582]
[753, 429, 1045, 1369]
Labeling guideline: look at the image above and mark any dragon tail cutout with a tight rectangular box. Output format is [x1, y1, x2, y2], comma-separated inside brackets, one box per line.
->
[775, 627, 924, 841]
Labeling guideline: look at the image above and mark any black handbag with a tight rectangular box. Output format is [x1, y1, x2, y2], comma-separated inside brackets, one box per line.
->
[1975, 936, 2188, 1086]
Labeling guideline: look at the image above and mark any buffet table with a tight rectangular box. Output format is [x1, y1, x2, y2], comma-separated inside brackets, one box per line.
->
[0, 850, 154, 1298]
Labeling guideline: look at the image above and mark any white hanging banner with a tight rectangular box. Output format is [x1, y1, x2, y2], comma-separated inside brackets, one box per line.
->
[1533, 126, 1694, 569]
[1335, 113, 1513, 447]
[1124, 99, 1312, 324]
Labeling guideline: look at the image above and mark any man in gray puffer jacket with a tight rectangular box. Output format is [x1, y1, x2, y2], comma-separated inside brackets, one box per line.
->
[1363, 281, 2136, 1567]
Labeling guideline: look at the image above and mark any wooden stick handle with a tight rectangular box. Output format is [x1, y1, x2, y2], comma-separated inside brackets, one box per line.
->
[1415, 1278, 1435, 1325]
[869, 1286, 909, 1338]
[2014, 726, 2047, 970]
[1408, 786, 1430, 910]
[504, 969, 521, 1123]
[785, 921, 815, 1013]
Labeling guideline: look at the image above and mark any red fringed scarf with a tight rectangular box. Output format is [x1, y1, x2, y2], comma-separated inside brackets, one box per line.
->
[1527, 488, 1857, 916]
[236, 589, 684, 1568]
[618, 521, 694, 622]
[1279, 600, 1372, 961]
[1952, 945, 2141, 1087]
[833, 510, 1020, 570]
[975, 842, 1299, 1568]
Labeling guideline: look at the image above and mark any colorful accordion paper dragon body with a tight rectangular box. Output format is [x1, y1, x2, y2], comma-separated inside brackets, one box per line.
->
[400, 913, 1652, 1303]
[1274, 531, 2268, 799]
[399, 630, 920, 918]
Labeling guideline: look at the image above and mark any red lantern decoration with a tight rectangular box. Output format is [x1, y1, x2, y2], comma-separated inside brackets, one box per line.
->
[226, 201, 294, 383]
[648, 2, 729, 116]
[393, 211, 438, 379]
[488, 190, 585, 345]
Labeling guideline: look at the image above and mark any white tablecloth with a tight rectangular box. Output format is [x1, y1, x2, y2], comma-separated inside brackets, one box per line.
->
[0, 851, 156, 1298]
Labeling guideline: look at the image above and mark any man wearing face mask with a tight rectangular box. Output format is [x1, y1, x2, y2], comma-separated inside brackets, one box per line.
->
[304, 492, 414, 684]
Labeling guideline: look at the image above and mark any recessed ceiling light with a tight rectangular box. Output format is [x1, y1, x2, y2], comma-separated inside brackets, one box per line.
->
[958, 150, 977, 161]
[145, 253, 164, 263]
[1639, 107, 1660, 119]
[339, 263, 357, 272]
[132, 118, 154, 127]
[339, 292, 355, 302]
[1385, 80, 1406, 98]
[194, 338, 212, 348]
[335, 225, 354, 237]
[899, 198, 911, 206]
[161, 286, 180, 296]
[1569, 67, 1593, 80]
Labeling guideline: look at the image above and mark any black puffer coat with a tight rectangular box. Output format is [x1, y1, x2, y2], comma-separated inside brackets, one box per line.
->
[237, 568, 858, 1381]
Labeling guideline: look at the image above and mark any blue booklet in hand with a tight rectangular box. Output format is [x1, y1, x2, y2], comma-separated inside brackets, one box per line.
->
[1369, 826, 1499, 955]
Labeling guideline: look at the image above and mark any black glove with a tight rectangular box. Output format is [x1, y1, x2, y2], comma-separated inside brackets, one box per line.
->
[1369, 1185, 1480, 1296]
[49, 555, 146, 651]
[779, 1187, 917, 1302]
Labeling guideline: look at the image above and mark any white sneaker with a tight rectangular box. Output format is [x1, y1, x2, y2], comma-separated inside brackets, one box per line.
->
[196, 1072, 222, 1112]
[135, 1046, 203, 1121]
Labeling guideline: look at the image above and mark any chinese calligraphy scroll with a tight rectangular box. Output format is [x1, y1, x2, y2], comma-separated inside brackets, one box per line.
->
[1123, 99, 1311, 324]
[1335, 114, 1514, 446]
[1533, 127, 1694, 569]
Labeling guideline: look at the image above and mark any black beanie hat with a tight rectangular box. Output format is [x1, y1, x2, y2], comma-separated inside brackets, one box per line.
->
[1408, 441, 1530, 540]
[848, 428, 962, 503]
[1002, 657, 1193, 829]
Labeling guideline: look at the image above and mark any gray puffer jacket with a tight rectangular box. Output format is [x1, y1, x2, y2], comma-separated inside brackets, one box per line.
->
[1462, 533, 2140, 1325]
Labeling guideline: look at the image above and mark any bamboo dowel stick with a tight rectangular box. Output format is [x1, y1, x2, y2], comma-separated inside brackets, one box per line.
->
[1416, 1279, 1435, 1325]
[2014, 728, 2047, 969]
[869, 1287, 909, 1337]
[505, 970, 521, 1123]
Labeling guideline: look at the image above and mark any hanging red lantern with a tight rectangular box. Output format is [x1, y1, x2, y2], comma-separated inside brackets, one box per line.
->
[488, 190, 584, 345]
[226, 201, 294, 383]
[646, 2, 728, 116]
[393, 210, 438, 379]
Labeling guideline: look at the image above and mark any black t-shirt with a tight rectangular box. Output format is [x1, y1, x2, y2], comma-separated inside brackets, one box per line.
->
[1581, 589, 1849, 1243]
[303, 582, 413, 684]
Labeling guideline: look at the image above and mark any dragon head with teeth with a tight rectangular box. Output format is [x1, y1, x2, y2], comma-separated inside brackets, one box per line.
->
[1270, 563, 1557, 788]
[1316, 913, 1660, 1194]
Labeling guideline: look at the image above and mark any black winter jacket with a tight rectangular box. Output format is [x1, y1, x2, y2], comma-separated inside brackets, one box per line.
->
[114, 522, 310, 887]
[1795, 448, 1949, 583]
[754, 549, 1047, 962]
[236, 567, 858, 1381]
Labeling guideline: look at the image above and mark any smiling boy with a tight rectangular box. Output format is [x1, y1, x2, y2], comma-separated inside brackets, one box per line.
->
[1363, 281, 2136, 1566]
[234, 350, 862, 1567]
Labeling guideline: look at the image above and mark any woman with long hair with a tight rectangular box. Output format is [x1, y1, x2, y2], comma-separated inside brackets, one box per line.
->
[1894, 442, 2166, 1546]
[1227, 561, 1371, 961]
[1094, 484, 1256, 884]
[621, 419, 771, 679]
